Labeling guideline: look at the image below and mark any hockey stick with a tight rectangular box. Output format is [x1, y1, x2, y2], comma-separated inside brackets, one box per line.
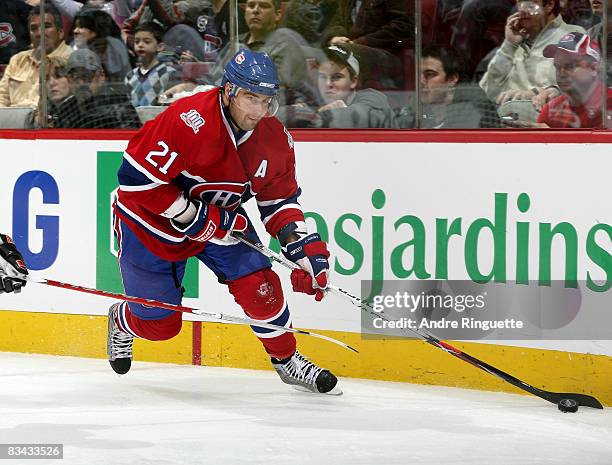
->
[26, 277, 358, 353]
[232, 232, 604, 409]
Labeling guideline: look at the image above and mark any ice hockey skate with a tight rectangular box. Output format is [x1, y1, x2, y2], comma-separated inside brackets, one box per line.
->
[107, 303, 133, 375]
[272, 350, 341, 395]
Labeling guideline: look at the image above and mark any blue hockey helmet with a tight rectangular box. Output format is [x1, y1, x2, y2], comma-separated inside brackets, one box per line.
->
[222, 49, 280, 97]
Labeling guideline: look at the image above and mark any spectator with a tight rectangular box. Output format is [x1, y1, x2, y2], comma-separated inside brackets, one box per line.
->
[124, 22, 180, 106]
[231, 0, 309, 97]
[279, 44, 396, 128]
[205, 0, 248, 50]
[122, 0, 234, 62]
[479, 0, 585, 115]
[47, 58, 70, 104]
[113, 0, 140, 29]
[0, 4, 71, 108]
[50, 47, 141, 128]
[165, 0, 311, 107]
[450, 0, 515, 78]
[322, 0, 413, 88]
[282, 0, 336, 48]
[560, 0, 595, 30]
[589, 0, 606, 19]
[0, 0, 33, 66]
[588, 0, 612, 82]
[46, 57, 71, 127]
[49, 0, 136, 29]
[536, 32, 610, 127]
[72, 8, 131, 82]
[397, 45, 501, 128]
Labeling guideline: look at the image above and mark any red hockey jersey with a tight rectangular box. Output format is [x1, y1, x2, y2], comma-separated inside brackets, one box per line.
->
[114, 88, 305, 261]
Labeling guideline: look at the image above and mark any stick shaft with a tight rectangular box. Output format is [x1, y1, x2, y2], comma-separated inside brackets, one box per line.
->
[26, 277, 357, 352]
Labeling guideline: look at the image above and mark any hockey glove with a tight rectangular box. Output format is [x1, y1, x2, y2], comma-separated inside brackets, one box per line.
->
[282, 233, 330, 301]
[171, 199, 248, 242]
[0, 234, 28, 294]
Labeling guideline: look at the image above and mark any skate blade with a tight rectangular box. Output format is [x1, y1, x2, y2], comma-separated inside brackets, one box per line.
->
[292, 385, 343, 396]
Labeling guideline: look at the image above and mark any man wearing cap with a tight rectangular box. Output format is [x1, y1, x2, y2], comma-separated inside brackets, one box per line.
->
[50, 48, 140, 128]
[280, 44, 396, 128]
[0, 4, 71, 108]
[536, 32, 610, 127]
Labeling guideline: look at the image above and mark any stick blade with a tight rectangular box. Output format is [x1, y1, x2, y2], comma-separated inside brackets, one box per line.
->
[541, 391, 604, 409]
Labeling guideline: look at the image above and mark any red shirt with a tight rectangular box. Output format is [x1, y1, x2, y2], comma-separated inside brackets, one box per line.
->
[537, 82, 611, 128]
[115, 88, 304, 261]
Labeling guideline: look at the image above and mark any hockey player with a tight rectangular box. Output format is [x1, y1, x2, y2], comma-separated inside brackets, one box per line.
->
[0, 234, 28, 294]
[109, 48, 338, 394]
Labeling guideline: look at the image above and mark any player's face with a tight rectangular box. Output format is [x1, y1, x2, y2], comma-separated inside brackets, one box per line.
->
[317, 61, 357, 104]
[227, 88, 275, 131]
[134, 31, 161, 63]
[420, 57, 458, 104]
[245, 0, 280, 36]
[29, 14, 63, 55]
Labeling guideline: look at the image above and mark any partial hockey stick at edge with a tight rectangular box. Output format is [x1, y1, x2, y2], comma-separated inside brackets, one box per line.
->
[231, 232, 604, 410]
[25, 276, 358, 354]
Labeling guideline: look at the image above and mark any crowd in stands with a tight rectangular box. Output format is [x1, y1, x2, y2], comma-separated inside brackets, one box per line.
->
[0, 0, 610, 129]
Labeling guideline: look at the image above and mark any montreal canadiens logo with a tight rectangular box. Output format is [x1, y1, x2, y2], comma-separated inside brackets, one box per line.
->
[189, 182, 248, 210]
[0, 23, 16, 48]
[235, 52, 245, 64]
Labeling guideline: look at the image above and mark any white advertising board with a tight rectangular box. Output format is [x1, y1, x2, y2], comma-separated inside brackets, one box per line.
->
[0, 139, 610, 355]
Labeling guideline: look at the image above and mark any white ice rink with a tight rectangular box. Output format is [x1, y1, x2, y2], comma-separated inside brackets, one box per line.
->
[1, 352, 611, 465]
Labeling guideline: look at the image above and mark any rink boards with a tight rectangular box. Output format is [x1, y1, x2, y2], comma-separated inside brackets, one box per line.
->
[0, 133, 610, 405]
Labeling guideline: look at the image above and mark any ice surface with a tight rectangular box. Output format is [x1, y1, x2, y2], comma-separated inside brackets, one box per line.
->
[1, 352, 611, 465]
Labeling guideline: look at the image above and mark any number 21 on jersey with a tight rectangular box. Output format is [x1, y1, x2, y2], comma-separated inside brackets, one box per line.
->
[145, 141, 178, 175]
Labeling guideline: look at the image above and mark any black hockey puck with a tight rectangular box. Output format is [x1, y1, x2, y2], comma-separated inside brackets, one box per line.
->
[558, 398, 579, 413]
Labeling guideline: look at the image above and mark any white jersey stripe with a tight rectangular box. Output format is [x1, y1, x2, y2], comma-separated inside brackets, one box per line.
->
[262, 204, 302, 225]
[219, 95, 237, 149]
[118, 302, 140, 338]
[257, 197, 288, 207]
[160, 193, 190, 219]
[116, 200, 185, 242]
[253, 321, 292, 339]
[123, 152, 168, 185]
[180, 170, 206, 182]
[119, 182, 162, 192]
[253, 301, 288, 324]
[237, 129, 254, 146]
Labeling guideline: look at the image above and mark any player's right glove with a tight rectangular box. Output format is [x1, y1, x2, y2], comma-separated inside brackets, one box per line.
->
[282, 233, 330, 301]
[171, 199, 248, 242]
[0, 234, 28, 294]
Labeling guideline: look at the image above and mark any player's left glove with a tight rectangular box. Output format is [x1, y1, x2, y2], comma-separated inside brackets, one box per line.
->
[282, 233, 329, 301]
[0, 234, 28, 294]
